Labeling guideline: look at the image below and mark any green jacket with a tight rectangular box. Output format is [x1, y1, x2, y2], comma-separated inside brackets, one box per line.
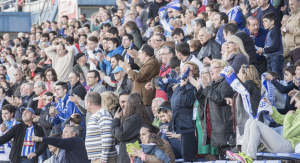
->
[72, 63, 90, 76]
[272, 107, 300, 149]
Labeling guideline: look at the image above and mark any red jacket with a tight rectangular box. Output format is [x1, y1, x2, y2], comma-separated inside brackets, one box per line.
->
[155, 64, 171, 101]
[197, 5, 206, 17]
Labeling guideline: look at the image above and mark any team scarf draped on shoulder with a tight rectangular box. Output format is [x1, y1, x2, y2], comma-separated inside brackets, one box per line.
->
[220, 66, 274, 119]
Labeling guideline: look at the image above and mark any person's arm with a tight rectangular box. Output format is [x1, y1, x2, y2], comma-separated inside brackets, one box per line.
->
[100, 58, 112, 76]
[127, 62, 159, 83]
[42, 137, 76, 151]
[77, 101, 87, 114]
[65, 45, 75, 59]
[6, 55, 18, 69]
[202, 80, 234, 106]
[0, 124, 16, 145]
[62, 116, 72, 128]
[271, 79, 296, 94]
[282, 112, 300, 139]
[103, 76, 117, 87]
[263, 29, 282, 53]
[45, 46, 57, 60]
[134, 58, 143, 67]
[99, 115, 115, 162]
[271, 106, 285, 125]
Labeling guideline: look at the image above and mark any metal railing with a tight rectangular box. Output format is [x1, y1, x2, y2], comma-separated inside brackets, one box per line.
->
[0, 0, 51, 12]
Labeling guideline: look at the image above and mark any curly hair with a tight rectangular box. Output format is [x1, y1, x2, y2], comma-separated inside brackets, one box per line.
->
[100, 91, 119, 112]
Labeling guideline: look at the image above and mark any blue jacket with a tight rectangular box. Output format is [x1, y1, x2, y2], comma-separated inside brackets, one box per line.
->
[166, 82, 196, 134]
[100, 46, 124, 74]
[227, 6, 244, 29]
[243, 27, 268, 61]
[107, 46, 124, 58]
[264, 27, 283, 58]
[134, 144, 170, 163]
[216, 25, 226, 45]
[52, 93, 84, 131]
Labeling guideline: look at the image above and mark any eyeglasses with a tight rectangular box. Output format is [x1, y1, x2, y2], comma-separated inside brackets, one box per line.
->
[168, 11, 173, 13]
[0, 77, 5, 79]
[160, 53, 169, 56]
[155, 39, 162, 42]
[201, 71, 209, 75]
[243, 65, 248, 74]
[13, 74, 19, 76]
[211, 66, 219, 70]
[226, 41, 235, 45]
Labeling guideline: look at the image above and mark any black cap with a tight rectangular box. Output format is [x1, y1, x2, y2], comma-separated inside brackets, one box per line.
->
[136, 2, 145, 8]
[75, 53, 86, 62]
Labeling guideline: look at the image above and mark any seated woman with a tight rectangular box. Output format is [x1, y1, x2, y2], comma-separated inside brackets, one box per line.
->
[129, 124, 175, 163]
[226, 94, 300, 163]
[223, 35, 249, 74]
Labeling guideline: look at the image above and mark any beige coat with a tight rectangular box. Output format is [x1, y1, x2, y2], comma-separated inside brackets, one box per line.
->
[45, 45, 74, 82]
[144, 139, 176, 163]
[127, 55, 160, 106]
[283, 8, 300, 51]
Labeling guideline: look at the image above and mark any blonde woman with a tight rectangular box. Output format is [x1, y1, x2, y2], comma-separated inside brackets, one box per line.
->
[224, 64, 261, 152]
[193, 59, 235, 159]
[223, 35, 249, 74]
[100, 91, 120, 117]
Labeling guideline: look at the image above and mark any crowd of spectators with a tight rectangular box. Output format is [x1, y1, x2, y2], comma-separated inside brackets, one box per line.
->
[0, 0, 299, 162]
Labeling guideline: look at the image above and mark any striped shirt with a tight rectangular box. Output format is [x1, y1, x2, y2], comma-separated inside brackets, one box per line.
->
[85, 108, 117, 162]
[21, 126, 35, 156]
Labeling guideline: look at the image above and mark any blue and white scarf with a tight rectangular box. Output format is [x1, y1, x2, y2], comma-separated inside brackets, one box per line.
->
[261, 73, 276, 107]
[125, 43, 134, 63]
[0, 119, 18, 154]
[220, 66, 254, 118]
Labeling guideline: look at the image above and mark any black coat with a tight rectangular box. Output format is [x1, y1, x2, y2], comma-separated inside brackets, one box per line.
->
[0, 122, 47, 163]
[235, 30, 258, 67]
[121, 44, 140, 71]
[11, 76, 27, 97]
[38, 103, 53, 137]
[69, 81, 87, 100]
[27, 92, 39, 115]
[195, 76, 235, 147]
[148, 1, 169, 19]
[111, 114, 144, 163]
[197, 38, 222, 62]
[226, 54, 249, 74]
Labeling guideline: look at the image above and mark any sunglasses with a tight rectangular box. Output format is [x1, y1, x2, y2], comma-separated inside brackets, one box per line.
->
[0, 77, 5, 79]
[244, 65, 248, 74]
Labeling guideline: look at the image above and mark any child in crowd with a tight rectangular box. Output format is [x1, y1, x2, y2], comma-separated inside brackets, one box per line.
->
[264, 65, 298, 114]
[257, 13, 284, 80]
[132, 134, 171, 163]
[157, 101, 182, 159]
[62, 113, 84, 138]
[169, 56, 181, 80]
[157, 101, 173, 134]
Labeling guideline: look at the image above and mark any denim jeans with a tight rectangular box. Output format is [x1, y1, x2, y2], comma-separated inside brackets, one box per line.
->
[161, 133, 182, 159]
[19, 158, 34, 163]
[267, 55, 284, 80]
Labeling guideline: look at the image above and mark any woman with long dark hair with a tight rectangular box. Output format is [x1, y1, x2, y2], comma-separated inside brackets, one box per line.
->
[111, 92, 152, 163]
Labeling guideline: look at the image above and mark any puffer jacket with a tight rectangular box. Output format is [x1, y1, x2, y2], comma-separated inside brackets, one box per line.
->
[197, 38, 222, 62]
[144, 139, 175, 163]
[195, 76, 235, 147]
[284, 8, 300, 51]
[135, 144, 170, 163]
[235, 80, 261, 135]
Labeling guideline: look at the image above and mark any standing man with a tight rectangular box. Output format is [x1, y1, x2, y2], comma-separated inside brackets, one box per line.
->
[119, 45, 160, 120]
[0, 107, 46, 163]
[215, 12, 229, 45]
[85, 92, 117, 163]
[255, 0, 281, 28]
[282, 0, 300, 64]
[242, 16, 268, 76]
[80, 13, 91, 27]
[222, 0, 244, 29]
[121, 34, 140, 71]
[45, 43, 75, 82]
